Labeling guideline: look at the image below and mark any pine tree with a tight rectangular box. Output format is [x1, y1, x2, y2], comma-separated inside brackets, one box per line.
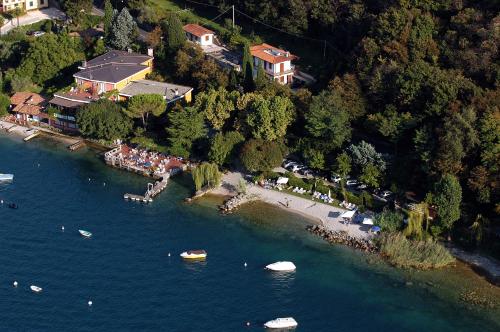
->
[109, 8, 137, 50]
[241, 43, 255, 91]
[161, 13, 186, 53]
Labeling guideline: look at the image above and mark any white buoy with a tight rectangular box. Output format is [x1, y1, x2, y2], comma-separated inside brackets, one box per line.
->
[37, 163, 40, 167]
[13, 281, 18, 287]
[88, 300, 93, 306]
[103, 182, 106, 186]
[61, 226, 65, 231]
[167, 253, 171, 257]
[244, 262, 247, 267]
[1, 200, 3, 204]
[88, 178, 91, 181]
[246, 321, 251, 327]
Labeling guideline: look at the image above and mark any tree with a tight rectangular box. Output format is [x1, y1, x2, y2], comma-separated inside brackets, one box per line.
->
[433, 174, 462, 237]
[161, 13, 185, 53]
[328, 74, 366, 120]
[147, 26, 163, 49]
[208, 131, 245, 166]
[240, 139, 286, 172]
[238, 93, 294, 141]
[194, 88, 239, 131]
[92, 38, 106, 57]
[192, 162, 221, 191]
[10, 76, 36, 92]
[303, 148, 325, 170]
[103, 0, 114, 38]
[166, 106, 207, 158]
[125, 94, 166, 129]
[64, 0, 92, 27]
[242, 43, 255, 92]
[109, 8, 137, 50]
[77, 100, 132, 140]
[305, 91, 351, 152]
[0, 93, 10, 116]
[15, 34, 85, 86]
[12, 7, 23, 27]
[43, 20, 53, 33]
[359, 163, 382, 188]
[347, 141, 386, 173]
[335, 152, 351, 201]
[255, 62, 268, 90]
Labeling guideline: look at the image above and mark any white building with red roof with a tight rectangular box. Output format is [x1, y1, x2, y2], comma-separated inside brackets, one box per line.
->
[183, 24, 214, 46]
[250, 43, 297, 84]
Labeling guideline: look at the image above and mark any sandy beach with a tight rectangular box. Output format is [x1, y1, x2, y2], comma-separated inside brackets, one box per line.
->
[212, 172, 372, 240]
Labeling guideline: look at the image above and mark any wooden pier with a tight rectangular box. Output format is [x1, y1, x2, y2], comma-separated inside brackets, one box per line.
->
[124, 175, 169, 203]
[68, 140, 85, 151]
[23, 131, 40, 141]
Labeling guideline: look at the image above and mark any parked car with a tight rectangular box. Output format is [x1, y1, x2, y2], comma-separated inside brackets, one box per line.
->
[346, 179, 358, 186]
[282, 159, 295, 168]
[299, 168, 313, 176]
[29, 31, 46, 37]
[357, 183, 368, 190]
[330, 174, 341, 183]
[381, 190, 393, 198]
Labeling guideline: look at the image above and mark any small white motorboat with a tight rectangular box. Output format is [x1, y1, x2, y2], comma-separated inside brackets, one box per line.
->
[79, 230, 92, 238]
[0, 174, 14, 182]
[264, 317, 298, 329]
[180, 250, 207, 260]
[265, 261, 296, 272]
[30, 285, 42, 293]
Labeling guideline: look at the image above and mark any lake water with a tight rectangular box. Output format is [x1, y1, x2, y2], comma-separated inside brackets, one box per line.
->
[0, 134, 499, 331]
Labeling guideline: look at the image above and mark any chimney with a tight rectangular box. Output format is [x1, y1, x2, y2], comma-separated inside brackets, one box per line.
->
[147, 48, 154, 57]
[82, 60, 87, 68]
[174, 89, 179, 96]
[127, 48, 132, 53]
[285, 51, 290, 57]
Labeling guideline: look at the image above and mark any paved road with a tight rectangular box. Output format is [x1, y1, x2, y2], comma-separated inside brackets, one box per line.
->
[0, 7, 66, 35]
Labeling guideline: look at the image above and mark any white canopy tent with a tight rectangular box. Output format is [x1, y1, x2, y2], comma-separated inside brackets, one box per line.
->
[276, 177, 289, 185]
[340, 210, 356, 219]
[362, 218, 374, 225]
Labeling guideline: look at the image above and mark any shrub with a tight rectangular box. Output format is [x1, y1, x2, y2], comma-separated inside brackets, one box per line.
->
[375, 209, 404, 232]
[284, 172, 312, 190]
[378, 233, 455, 269]
[240, 139, 286, 172]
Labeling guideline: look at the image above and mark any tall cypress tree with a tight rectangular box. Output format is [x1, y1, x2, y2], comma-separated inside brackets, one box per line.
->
[104, 0, 114, 38]
[255, 62, 268, 90]
[242, 43, 255, 92]
[162, 13, 186, 54]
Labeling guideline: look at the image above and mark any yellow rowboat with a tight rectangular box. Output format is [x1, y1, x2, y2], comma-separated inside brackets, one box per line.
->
[180, 250, 207, 260]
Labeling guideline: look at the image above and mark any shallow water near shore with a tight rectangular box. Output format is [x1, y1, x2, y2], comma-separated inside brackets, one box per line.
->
[0, 134, 499, 331]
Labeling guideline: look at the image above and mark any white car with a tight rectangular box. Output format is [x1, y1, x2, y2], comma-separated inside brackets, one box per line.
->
[33, 31, 46, 37]
[346, 179, 358, 186]
[330, 174, 341, 183]
[357, 183, 368, 190]
[381, 190, 393, 198]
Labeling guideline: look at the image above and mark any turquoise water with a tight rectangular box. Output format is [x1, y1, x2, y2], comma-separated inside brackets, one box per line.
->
[0, 134, 499, 331]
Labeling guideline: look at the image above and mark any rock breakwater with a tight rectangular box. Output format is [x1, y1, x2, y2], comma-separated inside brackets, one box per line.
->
[220, 193, 258, 214]
[307, 225, 378, 253]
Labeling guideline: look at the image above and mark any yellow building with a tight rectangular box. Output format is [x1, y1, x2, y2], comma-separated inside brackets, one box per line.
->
[1, 0, 48, 12]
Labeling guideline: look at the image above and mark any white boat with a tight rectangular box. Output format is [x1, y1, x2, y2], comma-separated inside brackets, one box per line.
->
[0, 174, 14, 181]
[264, 317, 298, 329]
[180, 250, 207, 260]
[78, 230, 92, 238]
[265, 261, 296, 272]
[30, 285, 42, 293]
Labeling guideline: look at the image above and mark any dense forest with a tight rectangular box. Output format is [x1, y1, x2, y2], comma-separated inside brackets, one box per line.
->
[189, 0, 500, 241]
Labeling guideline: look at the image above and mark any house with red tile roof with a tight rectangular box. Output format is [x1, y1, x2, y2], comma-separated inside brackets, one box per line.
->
[183, 24, 215, 46]
[9, 92, 48, 124]
[250, 43, 297, 85]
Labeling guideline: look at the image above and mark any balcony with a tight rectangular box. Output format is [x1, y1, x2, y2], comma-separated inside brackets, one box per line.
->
[265, 65, 295, 77]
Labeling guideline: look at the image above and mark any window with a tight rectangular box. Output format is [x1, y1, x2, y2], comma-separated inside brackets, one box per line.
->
[205, 35, 209, 41]
[29, 1, 33, 7]
[41, 0, 45, 4]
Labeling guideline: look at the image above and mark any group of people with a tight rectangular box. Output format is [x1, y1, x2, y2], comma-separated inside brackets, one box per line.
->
[113, 145, 184, 176]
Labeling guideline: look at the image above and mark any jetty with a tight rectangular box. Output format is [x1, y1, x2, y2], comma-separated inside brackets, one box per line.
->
[105, 145, 186, 203]
[68, 140, 85, 151]
[23, 131, 40, 142]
